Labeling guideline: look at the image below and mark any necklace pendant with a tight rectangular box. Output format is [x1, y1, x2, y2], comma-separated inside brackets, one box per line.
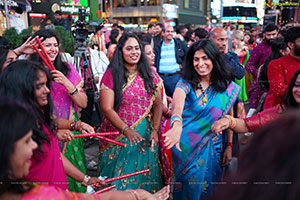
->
[202, 96, 208, 104]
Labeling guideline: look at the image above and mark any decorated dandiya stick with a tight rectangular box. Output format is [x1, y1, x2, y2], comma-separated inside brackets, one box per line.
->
[35, 37, 56, 71]
[74, 132, 119, 138]
[104, 169, 150, 183]
[96, 136, 126, 147]
[93, 185, 116, 195]
[32, 45, 53, 71]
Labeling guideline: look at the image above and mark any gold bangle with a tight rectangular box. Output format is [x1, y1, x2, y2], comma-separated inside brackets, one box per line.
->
[223, 115, 236, 129]
[70, 121, 75, 130]
[75, 121, 82, 131]
[122, 125, 129, 135]
[151, 128, 160, 134]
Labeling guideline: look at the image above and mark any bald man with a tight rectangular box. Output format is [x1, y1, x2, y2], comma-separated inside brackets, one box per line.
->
[209, 27, 245, 80]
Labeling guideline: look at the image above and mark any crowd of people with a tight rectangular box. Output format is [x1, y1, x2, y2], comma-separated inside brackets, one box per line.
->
[0, 20, 300, 200]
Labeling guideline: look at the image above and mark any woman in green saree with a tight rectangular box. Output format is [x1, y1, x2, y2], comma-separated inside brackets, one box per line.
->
[98, 33, 163, 192]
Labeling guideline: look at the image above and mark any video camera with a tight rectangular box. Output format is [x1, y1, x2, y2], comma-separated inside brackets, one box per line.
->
[72, 8, 90, 49]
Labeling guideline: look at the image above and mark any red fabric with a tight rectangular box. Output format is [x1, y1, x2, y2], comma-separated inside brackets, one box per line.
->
[245, 104, 281, 132]
[268, 54, 300, 106]
[163, 119, 173, 169]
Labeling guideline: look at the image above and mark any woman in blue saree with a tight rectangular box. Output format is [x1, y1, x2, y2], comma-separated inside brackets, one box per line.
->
[163, 40, 240, 200]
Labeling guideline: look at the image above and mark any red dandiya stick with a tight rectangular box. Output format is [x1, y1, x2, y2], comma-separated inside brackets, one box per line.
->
[96, 136, 126, 147]
[104, 169, 150, 183]
[93, 185, 116, 195]
[35, 38, 56, 71]
[32, 45, 53, 71]
[74, 132, 119, 138]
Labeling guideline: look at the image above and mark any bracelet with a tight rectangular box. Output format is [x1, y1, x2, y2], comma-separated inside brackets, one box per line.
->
[70, 121, 75, 131]
[163, 107, 169, 115]
[122, 125, 129, 135]
[126, 190, 140, 200]
[227, 142, 233, 147]
[170, 115, 183, 128]
[74, 121, 82, 131]
[12, 49, 20, 57]
[151, 128, 160, 134]
[81, 175, 91, 187]
[69, 88, 78, 96]
[223, 115, 236, 129]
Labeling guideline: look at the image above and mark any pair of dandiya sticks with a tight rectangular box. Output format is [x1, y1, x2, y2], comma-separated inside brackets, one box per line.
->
[92, 169, 150, 195]
[74, 132, 126, 147]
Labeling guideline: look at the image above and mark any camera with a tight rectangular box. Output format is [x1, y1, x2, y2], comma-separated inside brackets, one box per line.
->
[72, 8, 90, 49]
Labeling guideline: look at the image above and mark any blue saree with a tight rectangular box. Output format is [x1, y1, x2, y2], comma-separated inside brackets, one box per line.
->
[172, 78, 240, 200]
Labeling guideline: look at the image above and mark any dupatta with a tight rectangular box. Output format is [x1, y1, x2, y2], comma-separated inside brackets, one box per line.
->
[99, 68, 162, 153]
[51, 64, 83, 120]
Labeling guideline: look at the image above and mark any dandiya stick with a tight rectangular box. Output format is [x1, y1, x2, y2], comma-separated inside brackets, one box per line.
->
[93, 185, 116, 195]
[104, 169, 150, 183]
[92, 169, 150, 187]
[35, 38, 56, 71]
[32, 45, 53, 71]
[96, 136, 126, 147]
[74, 132, 119, 138]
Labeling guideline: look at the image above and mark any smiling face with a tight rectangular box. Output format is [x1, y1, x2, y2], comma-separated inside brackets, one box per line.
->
[9, 130, 37, 179]
[35, 70, 50, 107]
[42, 37, 59, 63]
[122, 37, 141, 69]
[292, 74, 300, 106]
[144, 44, 155, 66]
[193, 49, 213, 80]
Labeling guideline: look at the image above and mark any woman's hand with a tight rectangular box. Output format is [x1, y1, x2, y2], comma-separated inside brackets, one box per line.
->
[51, 70, 74, 90]
[162, 121, 182, 151]
[211, 117, 230, 134]
[124, 128, 145, 146]
[148, 131, 158, 147]
[14, 36, 43, 56]
[153, 185, 170, 200]
[88, 177, 106, 189]
[57, 129, 74, 142]
[77, 121, 95, 134]
[222, 146, 232, 166]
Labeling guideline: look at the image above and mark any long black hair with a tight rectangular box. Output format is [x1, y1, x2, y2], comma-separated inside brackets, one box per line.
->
[283, 69, 300, 109]
[182, 39, 234, 92]
[0, 36, 11, 73]
[30, 29, 70, 76]
[0, 60, 55, 153]
[0, 98, 36, 195]
[108, 32, 154, 110]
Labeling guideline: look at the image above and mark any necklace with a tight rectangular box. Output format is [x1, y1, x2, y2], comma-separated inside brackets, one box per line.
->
[196, 83, 211, 105]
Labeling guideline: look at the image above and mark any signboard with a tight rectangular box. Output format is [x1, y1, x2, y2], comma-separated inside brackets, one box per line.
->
[162, 4, 178, 19]
[184, 0, 201, 11]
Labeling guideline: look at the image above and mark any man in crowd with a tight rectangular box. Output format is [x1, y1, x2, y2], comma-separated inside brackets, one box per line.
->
[245, 23, 278, 116]
[154, 25, 188, 97]
[54, 11, 70, 31]
[209, 27, 245, 80]
[194, 27, 208, 41]
[268, 26, 300, 107]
